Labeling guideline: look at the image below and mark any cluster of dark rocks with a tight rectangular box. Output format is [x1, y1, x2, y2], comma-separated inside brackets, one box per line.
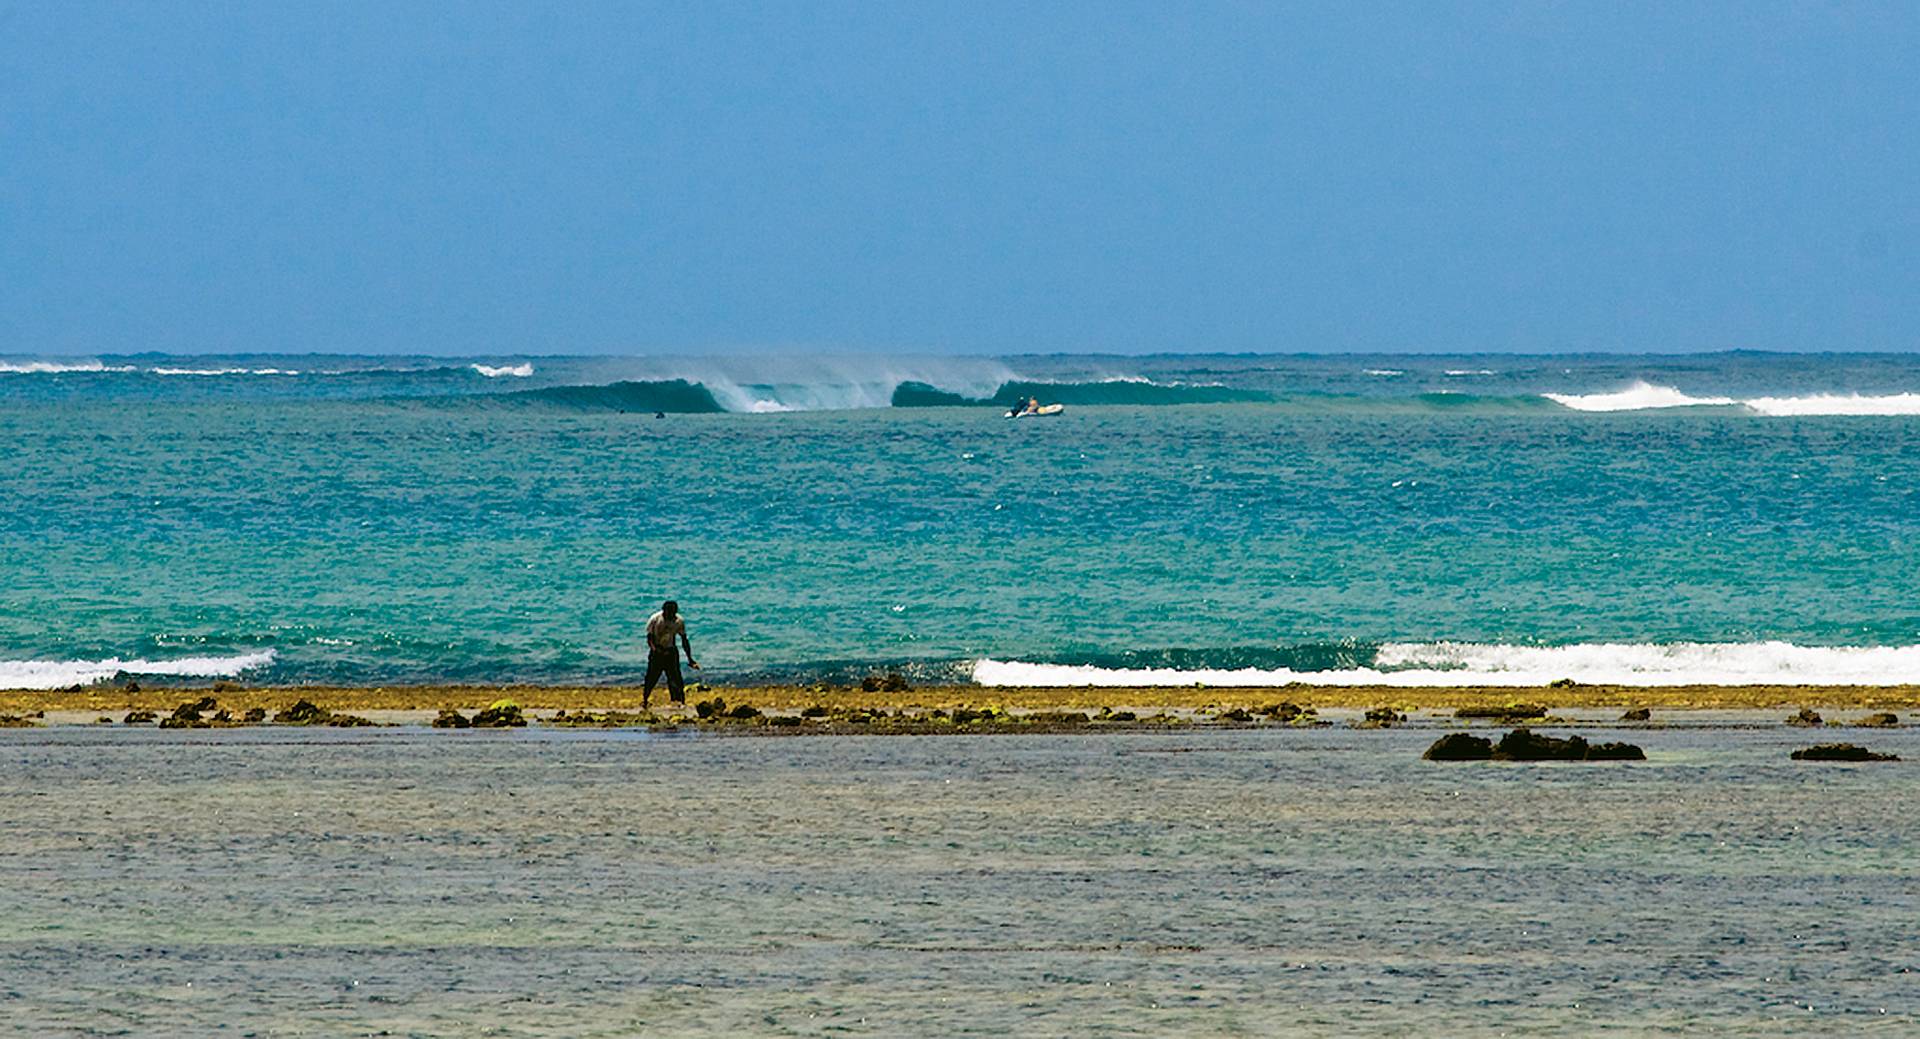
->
[432, 701, 526, 728]
[1424, 728, 1646, 762]
[1791, 743, 1899, 762]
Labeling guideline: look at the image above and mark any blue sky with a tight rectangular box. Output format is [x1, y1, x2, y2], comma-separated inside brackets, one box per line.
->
[3, 2, 1915, 355]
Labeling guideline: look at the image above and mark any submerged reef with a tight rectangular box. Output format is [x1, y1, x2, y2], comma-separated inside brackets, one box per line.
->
[1455, 703, 1548, 722]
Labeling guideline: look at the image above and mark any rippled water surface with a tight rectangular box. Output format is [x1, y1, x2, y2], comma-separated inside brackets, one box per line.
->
[2, 726, 1914, 1036]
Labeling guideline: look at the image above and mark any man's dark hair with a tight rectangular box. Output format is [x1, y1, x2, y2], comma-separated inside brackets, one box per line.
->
[663, 600, 678, 613]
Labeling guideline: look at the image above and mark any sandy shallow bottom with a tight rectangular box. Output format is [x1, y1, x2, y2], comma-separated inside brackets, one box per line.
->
[1, 725, 1915, 1037]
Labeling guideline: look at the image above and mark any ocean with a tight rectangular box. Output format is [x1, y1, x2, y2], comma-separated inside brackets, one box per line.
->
[6, 350, 1920, 689]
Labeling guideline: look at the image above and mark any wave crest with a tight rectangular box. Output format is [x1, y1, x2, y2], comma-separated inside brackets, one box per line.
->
[0, 650, 277, 690]
[497, 379, 726, 413]
[974, 640, 1920, 687]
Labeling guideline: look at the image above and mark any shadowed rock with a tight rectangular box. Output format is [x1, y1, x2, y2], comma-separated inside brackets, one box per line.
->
[432, 708, 472, 729]
[1855, 712, 1899, 728]
[1785, 708, 1823, 727]
[1423, 733, 1493, 761]
[242, 707, 267, 723]
[275, 700, 331, 725]
[159, 698, 216, 729]
[1490, 728, 1644, 762]
[1356, 706, 1406, 728]
[471, 700, 526, 728]
[327, 713, 375, 727]
[123, 709, 157, 724]
[1619, 707, 1652, 722]
[1792, 743, 1899, 762]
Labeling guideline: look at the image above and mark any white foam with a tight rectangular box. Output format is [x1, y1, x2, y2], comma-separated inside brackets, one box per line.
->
[973, 641, 1920, 687]
[472, 363, 535, 378]
[1545, 381, 1736, 411]
[149, 367, 301, 376]
[1743, 392, 1920, 416]
[1443, 369, 1495, 376]
[0, 359, 134, 374]
[0, 650, 277, 690]
[1546, 381, 1920, 415]
[1364, 369, 1404, 377]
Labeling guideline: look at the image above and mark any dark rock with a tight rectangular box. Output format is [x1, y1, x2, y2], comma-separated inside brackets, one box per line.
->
[159, 698, 216, 728]
[275, 699, 330, 725]
[769, 714, 802, 727]
[1216, 707, 1254, 723]
[1548, 678, 1579, 688]
[470, 700, 526, 728]
[800, 705, 829, 718]
[1792, 743, 1899, 762]
[1494, 728, 1588, 761]
[1423, 733, 1494, 761]
[212, 680, 241, 693]
[1619, 707, 1652, 722]
[1455, 703, 1548, 721]
[1855, 712, 1899, 728]
[1028, 710, 1089, 725]
[727, 704, 762, 720]
[1490, 728, 1644, 762]
[1099, 708, 1138, 722]
[211, 709, 232, 723]
[0, 714, 35, 728]
[950, 707, 987, 725]
[1785, 708, 1823, 727]
[432, 708, 472, 729]
[1260, 702, 1305, 721]
[123, 680, 140, 693]
[1584, 741, 1647, 761]
[327, 713, 375, 727]
[1357, 706, 1405, 728]
[242, 707, 267, 723]
[123, 709, 157, 724]
[694, 697, 726, 719]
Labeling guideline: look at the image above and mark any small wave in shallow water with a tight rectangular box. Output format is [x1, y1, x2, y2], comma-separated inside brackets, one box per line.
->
[0, 650, 277, 690]
[974, 641, 1920, 687]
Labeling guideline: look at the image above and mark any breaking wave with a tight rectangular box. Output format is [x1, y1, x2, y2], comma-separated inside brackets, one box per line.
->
[1545, 382, 1738, 411]
[0, 359, 134, 374]
[472, 363, 535, 378]
[0, 650, 277, 690]
[973, 640, 1920, 687]
[1544, 381, 1920, 415]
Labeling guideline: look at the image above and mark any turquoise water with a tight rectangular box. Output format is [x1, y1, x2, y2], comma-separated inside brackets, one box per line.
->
[1, 724, 1914, 1036]
[6, 352, 1920, 687]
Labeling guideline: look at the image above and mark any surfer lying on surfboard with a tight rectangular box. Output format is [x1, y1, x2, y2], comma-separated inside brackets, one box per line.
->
[1007, 397, 1065, 418]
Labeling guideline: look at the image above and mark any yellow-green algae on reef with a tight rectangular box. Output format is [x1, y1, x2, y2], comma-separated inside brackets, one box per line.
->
[3, 682, 1920, 717]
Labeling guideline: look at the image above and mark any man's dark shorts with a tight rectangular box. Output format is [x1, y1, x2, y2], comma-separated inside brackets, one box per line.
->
[645, 650, 684, 703]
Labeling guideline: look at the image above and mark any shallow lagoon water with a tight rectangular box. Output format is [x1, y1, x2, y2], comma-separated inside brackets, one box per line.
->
[1, 726, 1914, 1036]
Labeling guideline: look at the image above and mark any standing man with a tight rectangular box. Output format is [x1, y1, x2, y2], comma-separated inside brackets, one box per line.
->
[644, 599, 699, 708]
